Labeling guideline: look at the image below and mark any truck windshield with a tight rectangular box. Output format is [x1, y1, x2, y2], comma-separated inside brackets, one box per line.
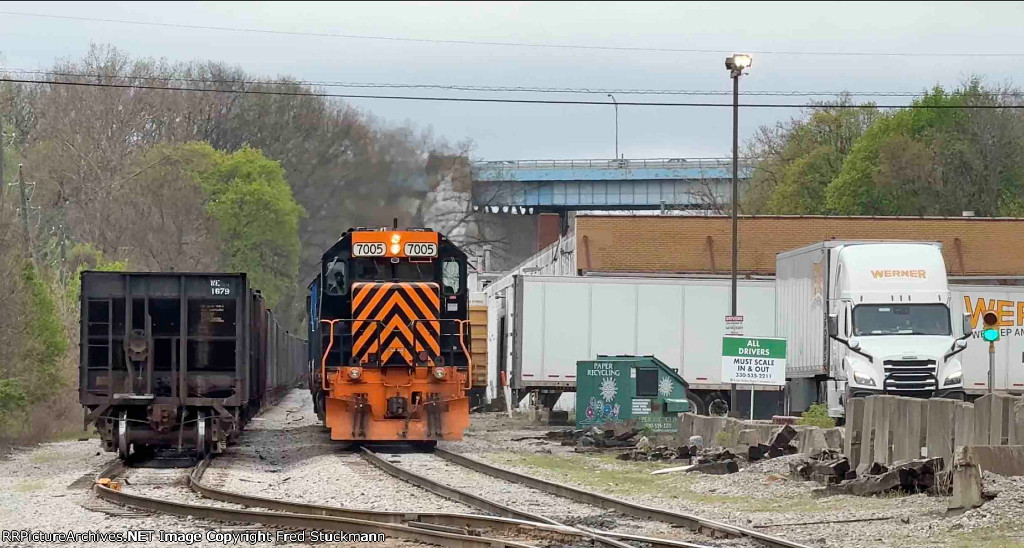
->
[852, 304, 951, 336]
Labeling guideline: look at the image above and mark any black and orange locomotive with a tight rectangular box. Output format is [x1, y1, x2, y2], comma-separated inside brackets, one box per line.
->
[307, 226, 472, 442]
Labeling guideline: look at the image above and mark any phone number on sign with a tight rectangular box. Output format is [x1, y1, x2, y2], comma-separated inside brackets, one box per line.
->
[733, 372, 775, 380]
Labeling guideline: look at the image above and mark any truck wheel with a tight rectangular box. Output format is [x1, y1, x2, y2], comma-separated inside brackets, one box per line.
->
[684, 389, 706, 415]
[706, 392, 730, 416]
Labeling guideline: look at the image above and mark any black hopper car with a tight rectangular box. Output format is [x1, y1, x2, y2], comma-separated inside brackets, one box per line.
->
[79, 272, 307, 459]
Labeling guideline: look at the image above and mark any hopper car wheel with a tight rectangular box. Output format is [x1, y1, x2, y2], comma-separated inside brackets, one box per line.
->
[117, 411, 130, 460]
[196, 412, 207, 459]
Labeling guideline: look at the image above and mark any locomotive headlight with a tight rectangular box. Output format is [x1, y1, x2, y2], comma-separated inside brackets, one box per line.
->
[348, 367, 363, 380]
[390, 243, 401, 254]
[432, 367, 447, 380]
[391, 233, 401, 244]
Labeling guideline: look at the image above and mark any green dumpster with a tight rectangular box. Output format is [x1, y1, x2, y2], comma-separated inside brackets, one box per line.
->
[576, 355, 690, 432]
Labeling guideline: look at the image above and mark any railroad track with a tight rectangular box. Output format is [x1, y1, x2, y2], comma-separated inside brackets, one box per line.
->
[361, 447, 810, 548]
[87, 444, 808, 548]
[90, 457, 681, 548]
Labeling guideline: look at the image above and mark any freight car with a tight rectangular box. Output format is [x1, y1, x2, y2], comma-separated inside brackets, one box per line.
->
[307, 225, 472, 443]
[79, 272, 306, 459]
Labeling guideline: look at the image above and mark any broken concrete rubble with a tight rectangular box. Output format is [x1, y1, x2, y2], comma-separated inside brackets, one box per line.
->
[812, 457, 945, 497]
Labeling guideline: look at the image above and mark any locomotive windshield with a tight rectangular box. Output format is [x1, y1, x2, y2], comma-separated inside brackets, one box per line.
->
[351, 257, 436, 281]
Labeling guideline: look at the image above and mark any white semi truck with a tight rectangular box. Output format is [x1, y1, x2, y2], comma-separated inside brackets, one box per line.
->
[778, 241, 975, 417]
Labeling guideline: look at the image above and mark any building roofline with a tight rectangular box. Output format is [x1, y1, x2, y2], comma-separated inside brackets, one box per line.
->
[575, 214, 1024, 222]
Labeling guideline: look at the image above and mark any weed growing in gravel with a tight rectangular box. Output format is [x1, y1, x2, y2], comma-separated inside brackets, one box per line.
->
[10, 480, 46, 493]
[797, 404, 836, 428]
[29, 451, 65, 464]
[492, 452, 929, 516]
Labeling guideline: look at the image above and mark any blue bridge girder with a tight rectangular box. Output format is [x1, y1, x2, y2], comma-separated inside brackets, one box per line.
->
[471, 158, 750, 212]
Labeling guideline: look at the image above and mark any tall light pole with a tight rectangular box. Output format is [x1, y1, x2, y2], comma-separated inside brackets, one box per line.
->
[725, 53, 752, 417]
[607, 93, 619, 159]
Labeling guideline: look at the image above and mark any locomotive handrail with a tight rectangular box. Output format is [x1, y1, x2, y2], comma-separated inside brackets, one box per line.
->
[322, 317, 469, 389]
[319, 319, 342, 392]
[408, 318, 472, 389]
[320, 318, 386, 389]
[456, 319, 473, 390]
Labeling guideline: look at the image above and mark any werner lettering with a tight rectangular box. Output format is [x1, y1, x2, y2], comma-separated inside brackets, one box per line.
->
[870, 269, 927, 279]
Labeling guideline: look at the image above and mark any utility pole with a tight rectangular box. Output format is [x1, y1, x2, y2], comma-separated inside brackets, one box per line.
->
[18, 164, 30, 257]
[59, 223, 68, 283]
[725, 54, 752, 417]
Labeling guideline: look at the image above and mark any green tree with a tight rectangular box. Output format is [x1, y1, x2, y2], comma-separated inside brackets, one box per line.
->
[0, 261, 70, 427]
[744, 97, 879, 214]
[196, 144, 304, 308]
[826, 81, 1024, 216]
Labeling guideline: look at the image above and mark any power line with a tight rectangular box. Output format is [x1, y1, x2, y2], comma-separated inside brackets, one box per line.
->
[5, 69, 1017, 99]
[2, 10, 1023, 58]
[2, 77, 1021, 109]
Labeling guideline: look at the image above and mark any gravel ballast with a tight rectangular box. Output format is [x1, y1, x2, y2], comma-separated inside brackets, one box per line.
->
[0, 389, 424, 548]
[451, 412, 1024, 548]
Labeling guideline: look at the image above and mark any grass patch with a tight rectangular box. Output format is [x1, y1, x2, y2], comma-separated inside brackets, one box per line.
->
[489, 452, 923, 515]
[29, 451, 65, 464]
[491, 452, 791, 511]
[10, 480, 46, 493]
[47, 428, 98, 443]
[941, 521, 1024, 548]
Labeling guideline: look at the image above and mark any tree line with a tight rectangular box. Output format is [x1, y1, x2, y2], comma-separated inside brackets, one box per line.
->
[743, 79, 1024, 217]
[0, 44, 470, 441]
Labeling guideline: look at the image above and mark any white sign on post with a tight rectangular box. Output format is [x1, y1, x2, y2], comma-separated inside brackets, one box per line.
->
[725, 315, 744, 336]
[721, 336, 787, 386]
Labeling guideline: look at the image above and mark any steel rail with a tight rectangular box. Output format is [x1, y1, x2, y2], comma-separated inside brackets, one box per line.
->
[361, 448, 714, 548]
[186, 457, 597, 541]
[434, 448, 811, 548]
[90, 460, 540, 548]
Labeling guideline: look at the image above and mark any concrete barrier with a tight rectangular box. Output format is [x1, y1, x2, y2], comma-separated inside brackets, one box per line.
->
[677, 412, 844, 452]
[845, 397, 865, 468]
[1011, 400, 1024, 445]
[962, 445, 1024, 477]
[925, 398, 956, 464]
[847, 394, 1024, 467]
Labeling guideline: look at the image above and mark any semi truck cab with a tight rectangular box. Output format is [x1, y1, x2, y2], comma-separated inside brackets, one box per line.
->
[824, 243, 972, 414]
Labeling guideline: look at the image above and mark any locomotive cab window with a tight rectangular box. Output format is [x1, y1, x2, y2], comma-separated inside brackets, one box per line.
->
[325, 258, 347, 295]
[442, 258, 461, 295]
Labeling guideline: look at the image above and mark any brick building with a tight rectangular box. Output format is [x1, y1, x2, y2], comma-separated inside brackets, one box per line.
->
[574, 215, 1024, 276]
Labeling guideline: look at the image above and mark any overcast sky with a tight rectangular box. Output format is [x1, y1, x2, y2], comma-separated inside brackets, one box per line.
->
[2, 1, 1024, 160]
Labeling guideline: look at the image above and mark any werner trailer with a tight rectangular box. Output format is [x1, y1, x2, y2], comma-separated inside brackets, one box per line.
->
[486, 275, 781, 417]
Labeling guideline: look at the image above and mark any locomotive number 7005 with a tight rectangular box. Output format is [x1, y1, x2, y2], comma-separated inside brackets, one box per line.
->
[404, 242, 437, 257]
[353, 243, 386, 257]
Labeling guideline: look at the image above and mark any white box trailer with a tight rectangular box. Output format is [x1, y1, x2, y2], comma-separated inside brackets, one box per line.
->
[950, 286, 1024, 393]
[487, 275, 780, 414]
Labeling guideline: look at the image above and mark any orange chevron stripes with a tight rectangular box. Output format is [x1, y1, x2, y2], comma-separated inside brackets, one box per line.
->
[351, 282, 440, 365]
